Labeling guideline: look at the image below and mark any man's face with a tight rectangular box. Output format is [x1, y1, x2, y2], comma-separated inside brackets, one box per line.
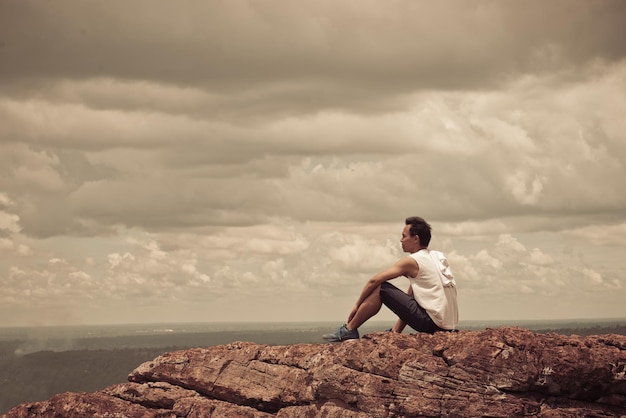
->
[400, 224, 420, 253]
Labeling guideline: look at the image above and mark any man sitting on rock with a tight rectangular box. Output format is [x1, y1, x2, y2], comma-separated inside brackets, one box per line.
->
[323, 216, 458, 342]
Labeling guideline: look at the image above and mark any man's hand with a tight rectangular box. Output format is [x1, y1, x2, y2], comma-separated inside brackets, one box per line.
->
[392, 318, 407, 333]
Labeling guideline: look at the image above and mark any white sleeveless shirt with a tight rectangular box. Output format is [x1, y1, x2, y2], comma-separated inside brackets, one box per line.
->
[408, 249, 459, 330]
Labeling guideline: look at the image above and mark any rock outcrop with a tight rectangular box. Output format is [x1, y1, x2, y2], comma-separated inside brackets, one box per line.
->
[3, 327, 626, 417]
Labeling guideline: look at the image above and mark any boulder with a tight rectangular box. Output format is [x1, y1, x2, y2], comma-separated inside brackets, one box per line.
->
[3, 327, 626, 417]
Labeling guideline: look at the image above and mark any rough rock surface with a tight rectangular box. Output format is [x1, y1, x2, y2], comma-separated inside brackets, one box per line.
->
[3, 327, 626, 417]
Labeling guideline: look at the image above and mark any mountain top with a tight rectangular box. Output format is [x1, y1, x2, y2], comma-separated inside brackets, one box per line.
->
[3, 326, 625, 417]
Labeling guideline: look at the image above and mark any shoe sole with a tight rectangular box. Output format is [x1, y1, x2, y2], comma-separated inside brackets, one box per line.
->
[322, 337, 359, 342]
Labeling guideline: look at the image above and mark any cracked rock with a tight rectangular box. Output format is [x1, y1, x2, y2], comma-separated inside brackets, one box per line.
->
[3, 327, 626, 417]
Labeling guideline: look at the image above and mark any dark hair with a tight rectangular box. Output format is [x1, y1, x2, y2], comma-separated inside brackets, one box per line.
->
[405, 216, 431, 246]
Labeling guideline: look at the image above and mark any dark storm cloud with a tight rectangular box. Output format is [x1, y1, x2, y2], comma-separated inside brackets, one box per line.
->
[1, 0, 625, 116]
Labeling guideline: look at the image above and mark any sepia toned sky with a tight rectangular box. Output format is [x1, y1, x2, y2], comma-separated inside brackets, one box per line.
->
[1, 0, 625, 327]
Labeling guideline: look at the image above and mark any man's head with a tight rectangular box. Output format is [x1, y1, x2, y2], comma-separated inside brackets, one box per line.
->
[402, 216, 431, 252]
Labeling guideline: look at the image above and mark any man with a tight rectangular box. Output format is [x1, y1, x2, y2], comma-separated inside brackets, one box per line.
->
[323, 216, 458, 342]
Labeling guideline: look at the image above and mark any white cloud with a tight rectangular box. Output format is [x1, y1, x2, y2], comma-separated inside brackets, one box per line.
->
[0, 211, 20, 233]
[473, 250, 503, 270]
[69, 270, 92, 281]
[496, 234, 527, 255]
[0, 143, 65, 192]
[0, 192, 13, 207]
[16, 244, 32, 256]
[529, 248, 554, 266]
[0, 238, 14, 250]
[583, 268, 603, 286]
[108, 252, 135, 269]
[262, 258, 287, 281]
[506, 171, 546, 205]
[564, 222, 626, 247]
[330, 237, 398, 274]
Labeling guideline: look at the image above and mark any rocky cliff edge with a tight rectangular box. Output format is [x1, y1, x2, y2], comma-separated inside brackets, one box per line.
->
[3, 327, 626, 417]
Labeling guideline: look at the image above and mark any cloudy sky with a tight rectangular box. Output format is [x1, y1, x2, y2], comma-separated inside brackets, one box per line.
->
[1, 1, 625, 327]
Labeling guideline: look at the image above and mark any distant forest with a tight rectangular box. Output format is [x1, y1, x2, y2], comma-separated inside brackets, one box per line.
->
[535, 324, 626, 337]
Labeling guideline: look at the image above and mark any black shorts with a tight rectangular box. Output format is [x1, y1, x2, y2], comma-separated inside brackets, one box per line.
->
[379, 282, 444, 334]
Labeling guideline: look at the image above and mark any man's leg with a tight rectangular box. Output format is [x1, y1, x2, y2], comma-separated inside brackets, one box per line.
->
[379, 282, 439, 333]
[347, 285, 382, 331]
[323, 284, 383, 341]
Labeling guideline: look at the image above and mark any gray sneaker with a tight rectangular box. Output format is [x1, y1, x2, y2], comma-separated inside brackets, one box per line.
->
[322, 324, 359, 342]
